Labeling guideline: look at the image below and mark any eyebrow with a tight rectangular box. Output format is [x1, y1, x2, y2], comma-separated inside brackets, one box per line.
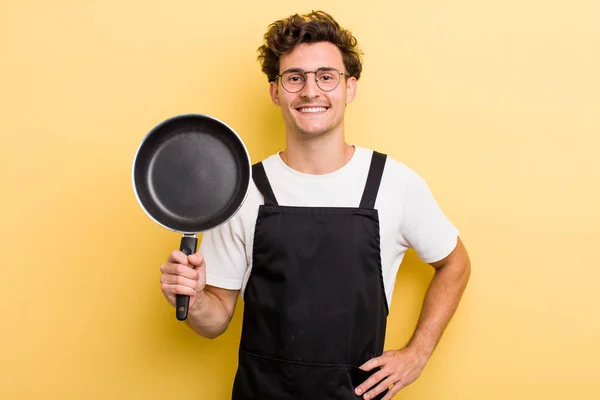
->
[284, 67, 339, 73]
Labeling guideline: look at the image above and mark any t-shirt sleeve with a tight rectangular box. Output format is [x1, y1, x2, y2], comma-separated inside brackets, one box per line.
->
[399, 171, 459, 263]
[199, 215, 248, 290]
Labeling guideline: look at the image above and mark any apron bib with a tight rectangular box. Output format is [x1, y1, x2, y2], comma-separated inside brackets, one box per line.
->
[232, 151, 389, 399]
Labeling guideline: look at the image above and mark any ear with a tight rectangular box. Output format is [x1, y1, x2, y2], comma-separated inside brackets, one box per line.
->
[345, 76, 357, 104]
[269, 81, 281, 106]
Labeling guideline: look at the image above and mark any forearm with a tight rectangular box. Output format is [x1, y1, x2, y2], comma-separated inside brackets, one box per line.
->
[407, 255, 471, 362]
[184, 289, 234, 339]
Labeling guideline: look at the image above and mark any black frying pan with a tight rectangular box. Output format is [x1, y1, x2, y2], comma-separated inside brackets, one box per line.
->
[132, 113, 251, 321]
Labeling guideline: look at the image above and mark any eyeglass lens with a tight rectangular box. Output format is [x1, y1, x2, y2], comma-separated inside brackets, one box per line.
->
[281, 69, 341, 92]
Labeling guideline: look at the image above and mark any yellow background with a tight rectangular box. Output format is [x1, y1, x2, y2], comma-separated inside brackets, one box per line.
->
[1, 0, 599, 399]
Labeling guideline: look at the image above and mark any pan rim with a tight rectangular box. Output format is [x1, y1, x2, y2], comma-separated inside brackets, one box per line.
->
[131, 113, 252, 235]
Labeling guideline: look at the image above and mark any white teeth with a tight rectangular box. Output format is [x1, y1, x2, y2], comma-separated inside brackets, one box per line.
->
[298, 107, 327, 113]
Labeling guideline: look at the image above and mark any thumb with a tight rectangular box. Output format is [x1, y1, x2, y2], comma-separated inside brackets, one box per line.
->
[187, 252, 205, 268]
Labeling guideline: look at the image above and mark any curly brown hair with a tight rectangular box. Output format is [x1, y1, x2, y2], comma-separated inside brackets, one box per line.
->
[257, 11, 363, 83]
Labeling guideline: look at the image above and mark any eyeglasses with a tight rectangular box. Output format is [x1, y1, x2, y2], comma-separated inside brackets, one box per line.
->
[274, 67, 346, 93]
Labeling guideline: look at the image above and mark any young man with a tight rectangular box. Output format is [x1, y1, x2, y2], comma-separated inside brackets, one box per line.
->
[159, 11, 471, 400]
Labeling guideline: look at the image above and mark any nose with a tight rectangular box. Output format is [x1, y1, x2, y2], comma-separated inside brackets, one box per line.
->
[299, 72, 320, 99]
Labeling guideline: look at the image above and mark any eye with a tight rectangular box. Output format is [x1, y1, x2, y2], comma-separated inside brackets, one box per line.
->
[317, 71, 336, 81]
[286, 73, 305, 83]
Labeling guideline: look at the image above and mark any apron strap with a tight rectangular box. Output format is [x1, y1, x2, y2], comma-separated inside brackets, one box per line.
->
[359, 151, 387, 209]
[252, 162, 279, 206]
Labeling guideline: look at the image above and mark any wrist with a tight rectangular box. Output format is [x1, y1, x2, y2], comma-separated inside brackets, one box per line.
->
[405, 341, 433, 367]
[190, 290, 209, 313]
[185, 291, 211, 332]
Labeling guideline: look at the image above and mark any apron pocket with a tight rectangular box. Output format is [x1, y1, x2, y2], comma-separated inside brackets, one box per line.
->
[233, 350, 387, 400]
[348, 366, 388, 400]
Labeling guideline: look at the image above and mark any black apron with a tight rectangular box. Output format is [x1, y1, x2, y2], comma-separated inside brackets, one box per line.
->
[232, 151, 389, 399]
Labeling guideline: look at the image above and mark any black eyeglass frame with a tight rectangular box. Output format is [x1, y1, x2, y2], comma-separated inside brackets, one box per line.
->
[273, 67, 348, 93]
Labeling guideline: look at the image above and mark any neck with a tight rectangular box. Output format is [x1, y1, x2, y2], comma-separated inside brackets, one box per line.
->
[280, 128, 354, 175]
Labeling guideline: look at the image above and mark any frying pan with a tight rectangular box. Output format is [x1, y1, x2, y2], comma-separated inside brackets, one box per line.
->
[132, 113, 251, 321]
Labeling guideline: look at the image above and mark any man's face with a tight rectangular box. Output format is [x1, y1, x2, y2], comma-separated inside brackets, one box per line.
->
[269, 42, 357, 138]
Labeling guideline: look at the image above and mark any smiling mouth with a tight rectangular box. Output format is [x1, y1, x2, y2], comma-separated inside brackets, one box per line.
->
[296, 106, 328, 113]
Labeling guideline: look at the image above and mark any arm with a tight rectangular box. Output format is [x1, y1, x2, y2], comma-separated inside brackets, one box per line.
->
[406, 236, 471, 362]
[160, 251, 240, 339]
[185, 285, 240, 339]
[355, 237, 471, 399]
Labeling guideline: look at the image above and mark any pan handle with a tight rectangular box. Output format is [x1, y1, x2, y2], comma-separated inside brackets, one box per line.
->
[176, 234, 198, 321]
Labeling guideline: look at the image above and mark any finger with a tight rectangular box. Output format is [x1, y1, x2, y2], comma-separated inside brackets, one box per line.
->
[381, 382, 403, 400]
[187, 252, 205, 267]
[167, 250, 189, 265]
[363, 376, 397, 400]
[359, 356, 383, 371]
[161, 274, 198, 290]
[355, 369, 388, 397]
[161, 282, 197, 297]
[160, 263, 199, 280]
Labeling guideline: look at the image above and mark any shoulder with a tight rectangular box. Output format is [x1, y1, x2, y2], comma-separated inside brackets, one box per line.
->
[214, 154, 275, 230]
[359, 147, 437, 210]
[257, 152, 282, 170]
[361, 147, 422, 188]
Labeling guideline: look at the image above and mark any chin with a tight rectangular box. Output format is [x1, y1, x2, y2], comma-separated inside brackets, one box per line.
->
[295, 122, 331, 136]
[295, 128, 329, 138]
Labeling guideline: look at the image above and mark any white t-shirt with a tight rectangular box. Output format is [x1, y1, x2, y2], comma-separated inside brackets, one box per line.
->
[200, 146, 459, 307]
